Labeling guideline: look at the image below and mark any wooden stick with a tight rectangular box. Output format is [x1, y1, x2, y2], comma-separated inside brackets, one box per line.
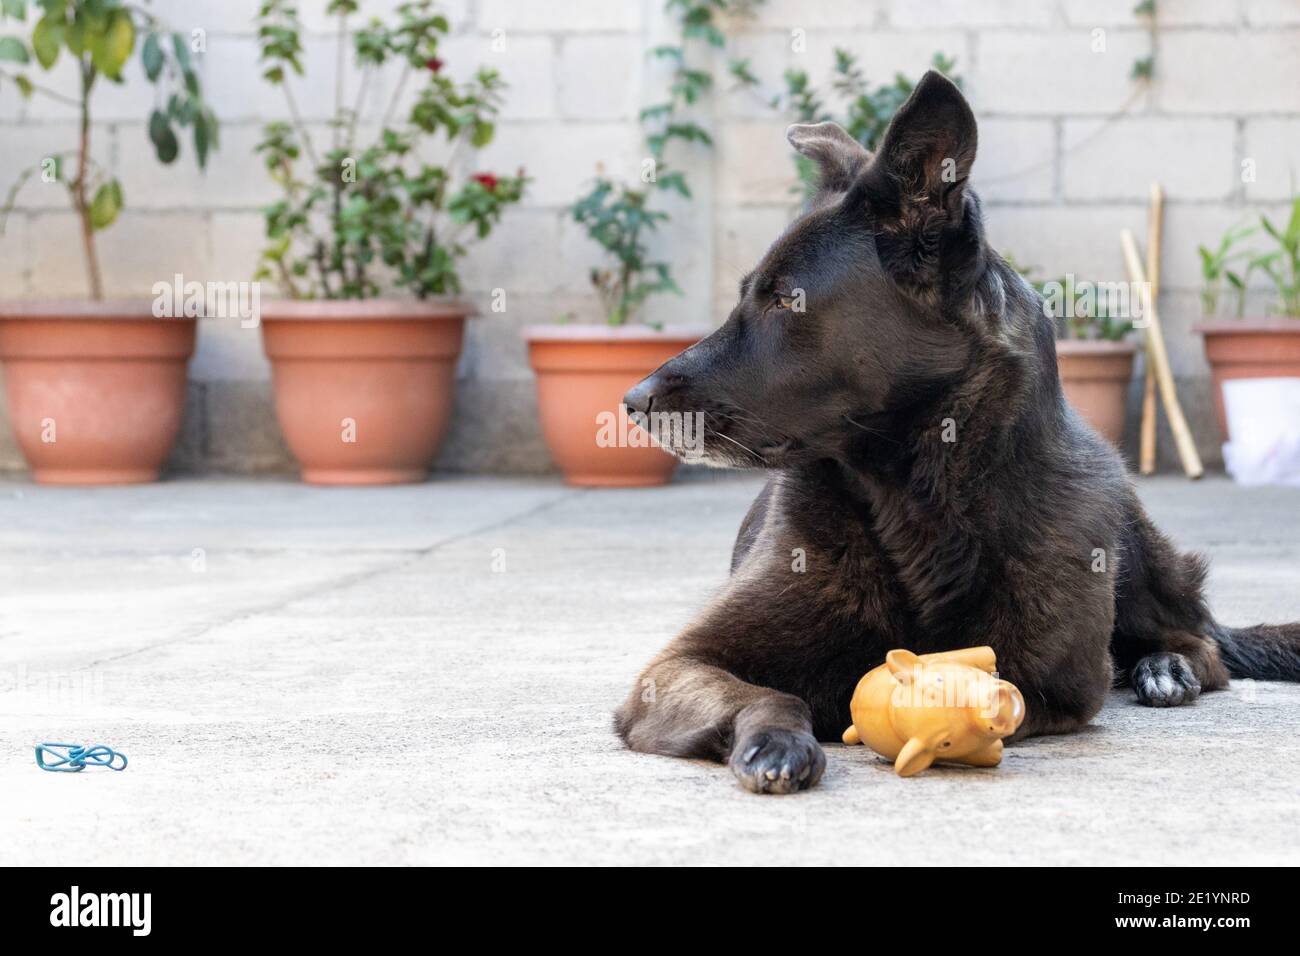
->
[1139, 183, 1164, 475]
[1121, 230, 1203, 479]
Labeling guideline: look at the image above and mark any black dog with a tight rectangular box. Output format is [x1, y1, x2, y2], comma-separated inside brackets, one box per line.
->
[614, 71, 1300, 794]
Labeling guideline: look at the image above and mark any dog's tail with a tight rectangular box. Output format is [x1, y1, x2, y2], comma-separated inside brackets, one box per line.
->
[1212, 622, 1300, 681]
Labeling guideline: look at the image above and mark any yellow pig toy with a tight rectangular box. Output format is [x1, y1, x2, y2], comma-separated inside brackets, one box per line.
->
[842, 646, 1025, 777]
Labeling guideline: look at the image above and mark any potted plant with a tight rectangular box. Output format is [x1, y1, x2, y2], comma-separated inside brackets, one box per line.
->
[0, 0, 216, 483]
[1194, 199, 1300, 440]
[525, 1, 745, 488]
[525, 178, 705, 487]
[1011, 259, 1137, 446]
[254, 0, 524, 484]
[1053, 303, 1137, 448]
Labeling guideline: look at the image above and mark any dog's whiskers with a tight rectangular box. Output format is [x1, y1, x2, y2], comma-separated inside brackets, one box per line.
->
[712, 429, 764, 462]
[719, 403, 795, 449]
[842, 413, 898, 444]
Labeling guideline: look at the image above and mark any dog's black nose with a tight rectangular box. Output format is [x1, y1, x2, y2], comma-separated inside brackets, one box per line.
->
[625, 371, 687, 415]
[623, 375, 658, 415]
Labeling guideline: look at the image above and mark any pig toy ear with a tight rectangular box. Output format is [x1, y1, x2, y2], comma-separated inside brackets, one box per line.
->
[886, 649, 921, 684]
[894, 736, 937, 777]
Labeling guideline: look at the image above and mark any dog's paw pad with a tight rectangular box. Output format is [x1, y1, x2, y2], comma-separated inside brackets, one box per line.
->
[729, 729, 825, 794]
[1133, 652, 1201, 707]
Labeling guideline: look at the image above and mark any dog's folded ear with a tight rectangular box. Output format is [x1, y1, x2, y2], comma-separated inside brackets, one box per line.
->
[787, 122, 871, 196]
[855, 70, 979, 287]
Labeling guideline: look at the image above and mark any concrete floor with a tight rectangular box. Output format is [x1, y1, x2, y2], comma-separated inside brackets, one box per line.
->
[1, 472, 1298, 866]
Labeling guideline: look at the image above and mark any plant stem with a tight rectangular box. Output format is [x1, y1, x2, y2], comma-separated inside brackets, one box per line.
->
[347, 68, 369, 151]
[330, 12, 351, 292]
[380, 64, 411, 131]
[74, 59, 104, 301]
[313, 239, 333, 298]
[334, 12, 346, 153]
[281, 80, 320, 170]
[273, 255, 301, 299]
[418, 225, 435, 299]
[618, 217, 642, 325]
[331, 175, 344, 294]
[0, 68, 83, 108]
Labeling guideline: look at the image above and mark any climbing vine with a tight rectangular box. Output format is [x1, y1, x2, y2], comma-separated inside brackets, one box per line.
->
[1132, 0, 1156, 79]
[731, 49, 961, 199]
[569, 0, 760, 326]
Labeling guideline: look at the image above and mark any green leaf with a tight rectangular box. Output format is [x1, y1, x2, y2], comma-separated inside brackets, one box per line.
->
[149, 109, 179, 163]
[205, 106, 219, 150]
[171, 32, 193, 73]
[141, 32, 163, 81]
[30, 12, 62, 69]
[1, 0, 26, 20]
[194, 111, 210, 169]
[0, 37, 28, 63]
[168, 93, 194, 123]
[728, 58, 758, 87]
[65, 13, 84, 55]
[91, 8, 134, 79]
[89, 179, 122, 230]
[657, 171, 690, 198]
[470, 120, 493, 148]
[14, 72, 33, 96]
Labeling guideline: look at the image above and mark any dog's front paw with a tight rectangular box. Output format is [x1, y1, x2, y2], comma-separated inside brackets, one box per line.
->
[729, 728, 825, 794]
[1133, 652, 1202, 707]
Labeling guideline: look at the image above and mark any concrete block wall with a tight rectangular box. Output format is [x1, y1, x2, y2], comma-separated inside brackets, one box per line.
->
[2, 0, 1299, 475]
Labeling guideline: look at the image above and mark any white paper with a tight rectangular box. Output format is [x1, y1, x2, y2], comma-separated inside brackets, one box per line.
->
[1222, 378, 1300, 486]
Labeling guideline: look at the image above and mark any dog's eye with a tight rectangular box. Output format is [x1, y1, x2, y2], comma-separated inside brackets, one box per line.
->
[772, 292, 795, 310]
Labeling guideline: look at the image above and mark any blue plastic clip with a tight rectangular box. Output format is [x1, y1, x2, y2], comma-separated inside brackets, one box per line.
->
[35, 742, 128, 772]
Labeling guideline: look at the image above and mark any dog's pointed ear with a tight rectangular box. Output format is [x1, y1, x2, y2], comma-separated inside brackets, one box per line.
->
[787, 122, 871, 195]
[858, 71, 978, 285]
[871, 70, 976, 216]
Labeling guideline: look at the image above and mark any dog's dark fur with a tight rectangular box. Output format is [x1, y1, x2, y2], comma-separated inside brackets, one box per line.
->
[614, 72, 1300, 794]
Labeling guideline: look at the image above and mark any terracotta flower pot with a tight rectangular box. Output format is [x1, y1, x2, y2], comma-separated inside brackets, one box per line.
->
[525, 325, 706, 487]
[1195, 319, 1300, 441]
[260, 300, 472, 485]
[0, 301, 196, 485]
[1055, 340, 1136, 447]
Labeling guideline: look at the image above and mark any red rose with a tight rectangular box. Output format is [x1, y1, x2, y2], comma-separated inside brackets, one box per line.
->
[425, 58, 443, 73]
[472, 173, 499, 192]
